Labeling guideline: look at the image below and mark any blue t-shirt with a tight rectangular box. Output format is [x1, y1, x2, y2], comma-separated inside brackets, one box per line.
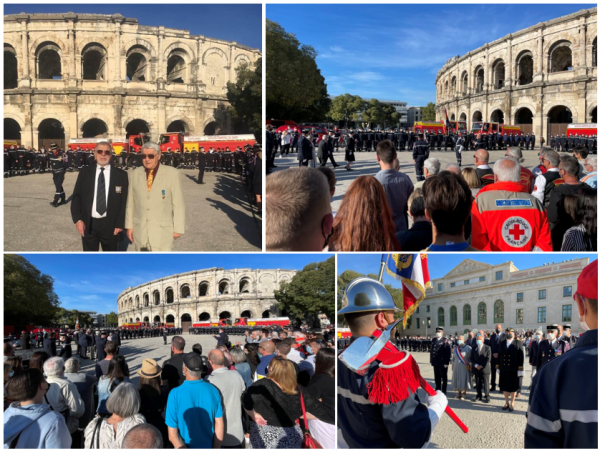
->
[256, 354, 275, 378]
[427, 242, 470, 252]
[165, 380, 223, 448]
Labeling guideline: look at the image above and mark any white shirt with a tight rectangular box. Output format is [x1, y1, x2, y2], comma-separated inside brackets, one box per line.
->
[506, 339, 513, 348]
[476, 164, 491, 170]
[532, 168, 559, 204]
[91, 164, 111, 218]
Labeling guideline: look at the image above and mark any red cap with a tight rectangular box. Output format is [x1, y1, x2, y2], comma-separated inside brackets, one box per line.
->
[577, 260, 598, 300]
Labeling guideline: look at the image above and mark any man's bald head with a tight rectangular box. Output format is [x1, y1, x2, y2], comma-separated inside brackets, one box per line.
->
[207, 349, 225, 367]
[266, 168, 332, 251]
[261, 340, 276, 354]
[475, 148, 489, 163]
[122, 423, 163, 449]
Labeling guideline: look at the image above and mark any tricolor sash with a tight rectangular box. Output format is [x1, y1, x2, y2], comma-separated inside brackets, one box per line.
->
[455, 346, 466, 365]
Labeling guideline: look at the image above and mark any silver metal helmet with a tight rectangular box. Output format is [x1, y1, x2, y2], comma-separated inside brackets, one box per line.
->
[338, 277, 401, 315]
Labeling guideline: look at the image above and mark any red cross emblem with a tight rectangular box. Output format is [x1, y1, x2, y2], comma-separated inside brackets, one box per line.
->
[508, 224, 525, 240]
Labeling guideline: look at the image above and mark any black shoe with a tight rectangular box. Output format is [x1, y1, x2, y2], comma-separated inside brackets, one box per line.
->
[333, 164, 341, 167]
[482, 397, 490, 403]
[508, 406, 514, 412]
[502, 404, 509, 410]
[472, 396, 482, 402]
[50, 201, 58, 208]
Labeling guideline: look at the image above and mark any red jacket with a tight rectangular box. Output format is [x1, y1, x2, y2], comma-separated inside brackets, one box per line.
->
[472, 181, 552, 251]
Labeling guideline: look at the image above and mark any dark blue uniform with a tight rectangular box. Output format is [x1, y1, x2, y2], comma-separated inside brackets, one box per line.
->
[338, 339, 431, 448]
[412, 139, 430, 182]
[525, 329, 598, 448]
[535, 338, 569, 371]
[430, 336, 451, 393]
[43, 337, 57, 357]
[488, 332, 503, 391]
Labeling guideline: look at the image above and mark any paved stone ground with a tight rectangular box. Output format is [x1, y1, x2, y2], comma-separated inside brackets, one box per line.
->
[16, 334, 246, 388]
[4, 169, 261, 251]
[269, 146, 543, 212]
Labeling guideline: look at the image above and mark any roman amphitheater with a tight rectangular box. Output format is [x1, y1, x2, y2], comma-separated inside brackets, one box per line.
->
[435, 7, 596, 138]
[117, 268, 297, 331]
[4, 13, 260, 148]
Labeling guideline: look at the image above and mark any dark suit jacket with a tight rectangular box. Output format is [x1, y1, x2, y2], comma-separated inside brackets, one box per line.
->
[317, 140, 329, 160]
[43, 337, 57, 357]
[397, 221, 432, 251]
[470, 344, 491, 374]
[489, 332, 504, 354]
[297, 136, 313, 161]
[96, 338, 107, 361]
[71, 163, 129, 234]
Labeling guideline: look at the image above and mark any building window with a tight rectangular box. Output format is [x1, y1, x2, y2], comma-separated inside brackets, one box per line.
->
[563, 286, 572, 297]
[450, 282, 456, 288]
[539, 289, 546, 300]
[537, 307, 546, 323]
[477, 302, 487, 324]
[464, 280, 470, 285]
[450, 306, 457, 326]
[426, 305, 430, 313]
[463, 304, 471, 325]
[438, 307, 445, 327]
[416, 307, 420, 314]
[479, 276, 485, 282]
[416, 318, 420, 329]
[495, 271, 503, 281]
[562, 305, 572, 322]
[438, 283, 443, 291]
[516, 309, 524, 324]
[517, 292, 524, 302]
[494, 300, 504, 324]
[427, 317, 431, 328]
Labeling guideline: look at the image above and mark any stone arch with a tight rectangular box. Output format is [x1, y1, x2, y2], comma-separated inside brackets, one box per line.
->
[450, 113, 456, 121]
[154, 315, 161, 323]
[438, 307, 445, 327]
[198, 281, 209, 297]
[514, 106, 534, 127]
[122, 37, 157, 59]
[494, 299, 504, 324]
[239, 277, 252, 293]
[492, 58, 505, 89]
[165, 287, 174, 303]
[35, 41, 62, 79]
[219, 311, 232, 320]
[37, 117, 65, 149]
[124, 40, 155, 82]
[181, 313, 192, 322]
[199, 312, 211, 321]
[546, 104, 574, 137]
[135, 317, 140, 322]
[460, 70, 468, 95]
[153, 290, 160, 305]
[451, 75, 457, 96]
[588, 104, 597, 123]
[548, 39, 573, 72]
[516, 50, 534, 85]
[203, 47, 228, 93]
[218, 279, 230, 295]
[164, 41, 196, 61]
[180, 284, 191, 299]
[143, 316, 150, 322]
[472, 110, 483, 123]
[166, 117, 195, 134]
[203, 120, 220, 136]
[490, 109, 504, 124]
[474, 65, 485, 93]
[477, 302, 487, 325]
[234, 53, 251, 66]
[4, 118, 22, 141]
[240, 310, 252, 318]
[135, 295, 140, 308]
[124, 118, 151, 138]
[459, 111, 467, 122]
[592, 37, 597, 67]
[4, 44, 18, 89]
[81, 42, 108, 80]
[166, 46, 192, 84]
[202, 47, 229, 66]
[166, 314, 175, 323]
[444, 79, 449, 99]
[80, 118, 109, 138]
[143, 292, 149, 307]
[262, 310, 272, 318]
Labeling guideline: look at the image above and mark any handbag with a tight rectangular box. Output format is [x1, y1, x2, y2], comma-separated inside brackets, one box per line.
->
[298, 389, 322, 449]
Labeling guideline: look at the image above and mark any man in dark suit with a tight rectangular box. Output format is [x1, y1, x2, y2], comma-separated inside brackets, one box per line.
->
[488, 323, 504, 392]
[78, 329, 89, 359]
[470, 331, 491, 402]
[430, 327, 451, 394]
[95, 331, 108, 362]
[297, 129, 313, 167]
[197, 147, 206, 184]
[71, 141, 129, 251]
[213, 328, 228, 347]
[43, 332, 57, 357]
[317, 135, 329, 166]
[58, 333, 72, 360]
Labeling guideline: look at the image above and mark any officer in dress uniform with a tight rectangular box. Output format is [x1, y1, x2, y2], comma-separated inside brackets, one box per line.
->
[48, 144, 66, 207]
[337, 277, 448, 449]
[531, 133, 536, 150]
[497, 327, 523, 411]
[430, 327, 451, 394]
[525, 260, 597, 448]
[413, 133, 430, 182]
[197, 147, 206, 184]
[560, 324, 575, 349]
[454, 132, 465, 166]
[535, 324, 569, 371]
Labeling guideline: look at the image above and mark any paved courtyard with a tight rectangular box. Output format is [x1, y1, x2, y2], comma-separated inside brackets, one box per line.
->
[4, 169, 261, 251]
[270, 146, 543, 212]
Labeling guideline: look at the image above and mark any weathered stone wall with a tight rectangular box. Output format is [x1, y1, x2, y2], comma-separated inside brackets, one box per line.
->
[117, 268, 296, 327]
[434, 8, 596, 138]
[4, 13, 260, 147]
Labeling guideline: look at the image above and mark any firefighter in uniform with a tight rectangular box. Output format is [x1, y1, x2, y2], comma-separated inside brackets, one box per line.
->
[430, 327, 451, 394]
[454, 132, 465, 166]
[337, 277, 448, 449]
[535, 324, 569, 372]
[49, 144, 66, 207]
[525, 260, 597, 448]
[197, 147, 206, 184]
[412, 133, 429, 182]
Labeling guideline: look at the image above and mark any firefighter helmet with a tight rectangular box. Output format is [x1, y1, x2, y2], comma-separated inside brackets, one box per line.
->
[338, 277, 401, 315]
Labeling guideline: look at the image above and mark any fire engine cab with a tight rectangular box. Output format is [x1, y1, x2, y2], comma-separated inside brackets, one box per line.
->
[471, 122, 522, 136]
[566, 123, 597, 137]
[234, 317, 291, 328]
[158, 132, 257, 153]
[413, 121, 467, 134]
[67, 134, 148, 154]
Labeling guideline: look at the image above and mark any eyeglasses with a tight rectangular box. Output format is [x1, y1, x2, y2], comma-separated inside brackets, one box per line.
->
[142, 154, 156, 160]
[96, 150, 111, 156]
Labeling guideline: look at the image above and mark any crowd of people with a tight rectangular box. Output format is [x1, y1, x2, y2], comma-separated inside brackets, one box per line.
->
[266, 138, 597, 252]
[4, 325, 335, 449]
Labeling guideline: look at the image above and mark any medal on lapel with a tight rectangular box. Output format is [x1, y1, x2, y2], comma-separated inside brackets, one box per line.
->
[162, 189, 165, 199]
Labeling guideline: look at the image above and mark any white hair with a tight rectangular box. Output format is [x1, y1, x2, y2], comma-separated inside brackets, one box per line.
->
[141, 142, 161, 154]
[43, 357, 65, 377]
[64, 357, 80, 374]
[585, 156, 597, 171]
[493, 157, 521, 182]
[105, 382, 140, 418]
[424, 158, 441, 175]
[506, 146, 524, 163]
[445, 163, 461, 175]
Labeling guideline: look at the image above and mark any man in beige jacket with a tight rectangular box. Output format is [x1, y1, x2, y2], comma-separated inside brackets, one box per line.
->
[125, 142, 185, 251]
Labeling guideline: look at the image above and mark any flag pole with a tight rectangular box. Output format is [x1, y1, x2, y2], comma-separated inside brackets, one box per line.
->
[378, 255, 386, 282]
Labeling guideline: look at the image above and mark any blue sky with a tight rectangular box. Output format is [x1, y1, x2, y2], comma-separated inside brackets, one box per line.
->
[267, 4, 592, 105]
[19, 254, 331, 314]
[338, 254, 596, 288]
[4, 4, 262, 50]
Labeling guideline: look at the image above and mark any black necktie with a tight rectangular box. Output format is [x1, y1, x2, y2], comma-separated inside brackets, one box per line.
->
[96, 167, 107, 215]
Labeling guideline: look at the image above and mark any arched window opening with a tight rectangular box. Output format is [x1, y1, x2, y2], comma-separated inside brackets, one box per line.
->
[166, 288, 174, 304]
[549, 41, 573, 72]
[494, 300, 505, 324]
[463, 304, 472, 325]
[478, 302, 487, 325]
[199, 282, 209, 297]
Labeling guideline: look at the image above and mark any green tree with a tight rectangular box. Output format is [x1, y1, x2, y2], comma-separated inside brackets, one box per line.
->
[106, 312, 119, 327]
[329, 94, 366, 126]
[274, 257, 335, 325]
[4, 255, 61, 326]
[381, 104, 401, 127]
[221, 58, 262, 140]
[422, 102, 437, 121]
[362, 98, 385, 126]
[266, 20, 331, 122]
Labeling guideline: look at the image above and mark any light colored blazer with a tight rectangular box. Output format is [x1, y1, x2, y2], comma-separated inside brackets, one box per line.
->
[125, 165, 185, 251]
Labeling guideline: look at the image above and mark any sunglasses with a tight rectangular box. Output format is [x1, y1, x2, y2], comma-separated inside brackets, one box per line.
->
[96, 150, 111, 156]
[142, 154, 156, 160]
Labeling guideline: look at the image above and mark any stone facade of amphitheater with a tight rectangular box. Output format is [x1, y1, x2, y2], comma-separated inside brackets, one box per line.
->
[435, 8, 597, 138]
[117, 268, 297, 329]
[4, 13, 261, 148]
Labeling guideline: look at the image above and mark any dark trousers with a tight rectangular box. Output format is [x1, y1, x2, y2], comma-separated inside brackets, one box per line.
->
[415, 156, 426, 181]
[79, 345, 87, 359]
[283, 144, 290, 155]
[299, 160, 309, 167]
[82, 217, 118, 252]
[433, 365, 448, 393]
[197, 166, 205, 184]
[455, 149, 462, 166]
[52, 172, 65, 202]
[490, 356, 499, 389]
[474, 371, 490, 398]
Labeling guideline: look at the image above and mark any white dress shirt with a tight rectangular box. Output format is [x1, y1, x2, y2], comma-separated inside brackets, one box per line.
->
[91, 164, 111, 218]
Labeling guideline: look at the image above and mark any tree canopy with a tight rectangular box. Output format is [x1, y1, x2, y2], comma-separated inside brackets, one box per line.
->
[52, 308, 93, 329]
[422, 102, 437, 121]
[4, 255, 61, 326]
[266, 20, 331, 122]
[274, 257, 335, 326]
[329, 94, 400, 128]
[106, 312, 119, 327]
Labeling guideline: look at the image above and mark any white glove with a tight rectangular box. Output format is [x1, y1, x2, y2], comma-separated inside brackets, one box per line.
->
[518, 370, 524, 377]
[444, 365, 448, 368]
[426, 390, 448, 419]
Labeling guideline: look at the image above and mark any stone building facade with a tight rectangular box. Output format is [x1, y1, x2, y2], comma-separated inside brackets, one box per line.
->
[117, 267, 296, 331]
[435, 8, 596, 138]
[4, 13, 260, 148]
[401, 257, 590, 337]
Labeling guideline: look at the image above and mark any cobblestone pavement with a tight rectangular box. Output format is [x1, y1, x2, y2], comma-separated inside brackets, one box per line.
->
[269, 146, 543, 212]
[4, 169, 261, 251]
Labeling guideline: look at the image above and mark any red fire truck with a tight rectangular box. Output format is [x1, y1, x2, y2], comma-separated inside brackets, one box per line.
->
[471, 122, 522, 136]
[566, 123, 597, 137]
[234, 317, 291, 328]
[337, 328, 351, 339]
[67, 134, 148, 154]
[158, 132, 257, 153]
[266, 119, 299, 130]
[413, 121, 467, 134]
[192, 319, 232, 328]
[4, 325, 36, 339]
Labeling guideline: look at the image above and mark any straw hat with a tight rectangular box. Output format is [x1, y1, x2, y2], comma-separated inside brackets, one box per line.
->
[137, 358, 162, 378]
